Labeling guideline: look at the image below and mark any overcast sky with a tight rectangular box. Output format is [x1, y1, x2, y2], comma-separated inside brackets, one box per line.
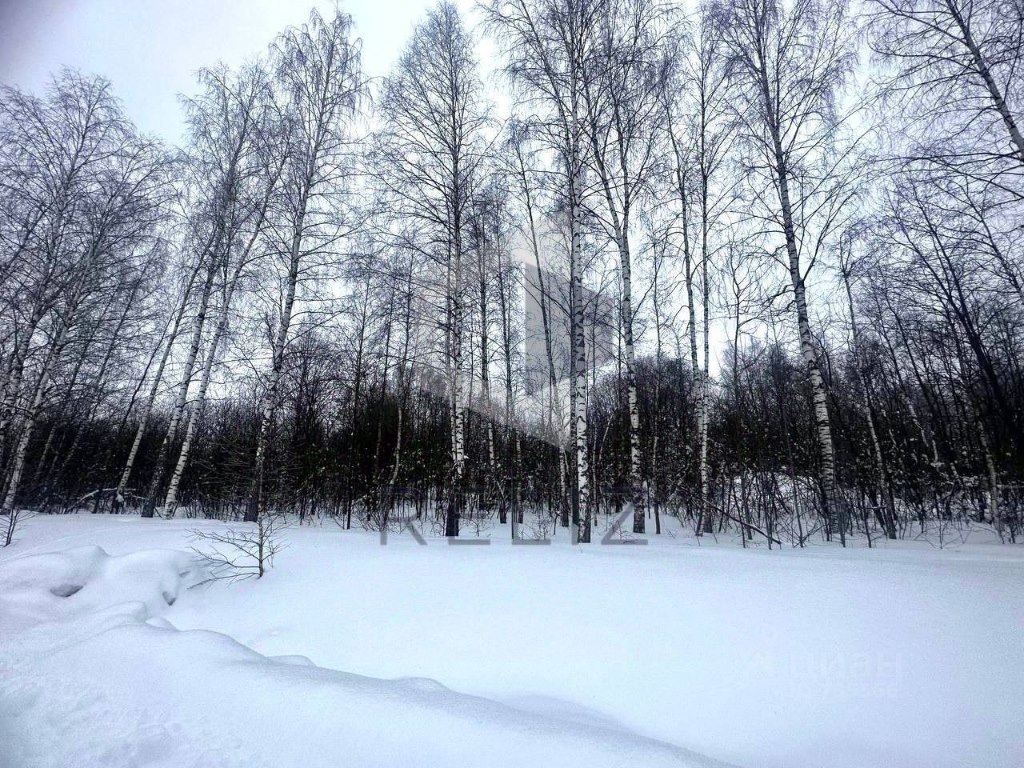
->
[0, 0, 481, 143]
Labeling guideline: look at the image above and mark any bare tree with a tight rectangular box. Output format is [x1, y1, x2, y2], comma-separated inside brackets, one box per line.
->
[0, 72, 168, 543]
[581, 0, 670, 532]
[377, 1, 489, 537]
[661, 3, 739, 532]
[868, 0, 1024, 176]
[192, 512, 284, 581]
[157, 63, 281, 517]
[484, 0, 604, 542]
[248, 8, 364, 523]
[113, 258, 201, 510]
[718, 0, 860, 535]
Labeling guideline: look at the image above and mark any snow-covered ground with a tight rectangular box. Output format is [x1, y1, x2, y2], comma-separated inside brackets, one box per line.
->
[1, 514, 1022, 768]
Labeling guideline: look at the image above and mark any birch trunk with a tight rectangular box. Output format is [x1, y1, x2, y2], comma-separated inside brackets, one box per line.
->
[666, 116, 708, 532]
[779, 164, 838, 531]
[161, 254, 247, 517]
[585, 106, 645, 533]
[386, 264, 415, 513]
[249, 216, 304, 523]
[651, 247, 665, 534]
[842, 267, 897, 539]
[591, 164, 645, 534]
[945, 1, 1024, 164]
[446, 239, 466, 538]
[697, 171, 712, 534]
[143, 251, 219, 516]
[980, 427, 1004, 540]
[478, 249, 497, 491]
[0, 305, 47, 464]
[683, 208, 702, 530]
[114, 276, 195, 508]
[529, 215, 567, 526]
[2, 323, 67, 545]
[496, 238, 520, 536]
[619, 238, 644, 534]
[160, 199, 272, 518]
[755, 58, 839, 533]
[570, 138, 590, 544]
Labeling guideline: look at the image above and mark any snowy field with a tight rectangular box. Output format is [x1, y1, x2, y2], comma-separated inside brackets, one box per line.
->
[1, 514, 1022, 768]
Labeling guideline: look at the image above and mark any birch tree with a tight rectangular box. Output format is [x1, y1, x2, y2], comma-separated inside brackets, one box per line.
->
[503, 123, 572, 526]
[377, 1, 489, 537]
[113, 259, 200, 509]
[0, 72, 167, 542]
[155, 63, 280, 517]
[659, 4, 739, 531]
[867, 0, 1024, 176]
[581, 0, 669, 533]
[484, 0, 603, 542]
[718, 0, 857, 533]
[247, 8, 363, 523]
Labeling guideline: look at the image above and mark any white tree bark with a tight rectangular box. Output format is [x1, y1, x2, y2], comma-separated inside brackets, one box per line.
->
[115, 266, 200, 507]
[161, 254, 249, 517]
[2, 323, 67, 544]
[570, 134, 590, 544]
[143, 251, 219, 515]
[249, 217, 304, 521]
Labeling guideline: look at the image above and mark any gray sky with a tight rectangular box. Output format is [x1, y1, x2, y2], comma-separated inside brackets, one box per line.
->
[0, 0, 479, 143]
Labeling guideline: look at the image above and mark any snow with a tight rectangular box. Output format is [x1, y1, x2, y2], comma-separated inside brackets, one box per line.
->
[0, 544, 197, 630]
[2, 514, 1023, 768]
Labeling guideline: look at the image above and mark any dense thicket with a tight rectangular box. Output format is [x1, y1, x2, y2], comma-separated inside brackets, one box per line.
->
[2, 0, 1022, 546]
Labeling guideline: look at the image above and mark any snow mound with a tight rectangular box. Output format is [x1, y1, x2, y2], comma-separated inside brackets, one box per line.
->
[0, 548, 732, 768]
[268, 653, 316, 667]
[393, 675, 451, 693]
[501, 694, 631, 733]
[0, 545, 200, 630]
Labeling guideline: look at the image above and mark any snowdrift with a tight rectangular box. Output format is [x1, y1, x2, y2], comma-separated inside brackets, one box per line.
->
[0, 545, 198, 630]
[0, 545, 730, 768]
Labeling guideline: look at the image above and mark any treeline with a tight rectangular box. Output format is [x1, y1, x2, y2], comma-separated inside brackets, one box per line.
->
[1, 0, 1022, 546]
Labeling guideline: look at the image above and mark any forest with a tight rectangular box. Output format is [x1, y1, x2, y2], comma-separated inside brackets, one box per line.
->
[2, 0, 1023, 549]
